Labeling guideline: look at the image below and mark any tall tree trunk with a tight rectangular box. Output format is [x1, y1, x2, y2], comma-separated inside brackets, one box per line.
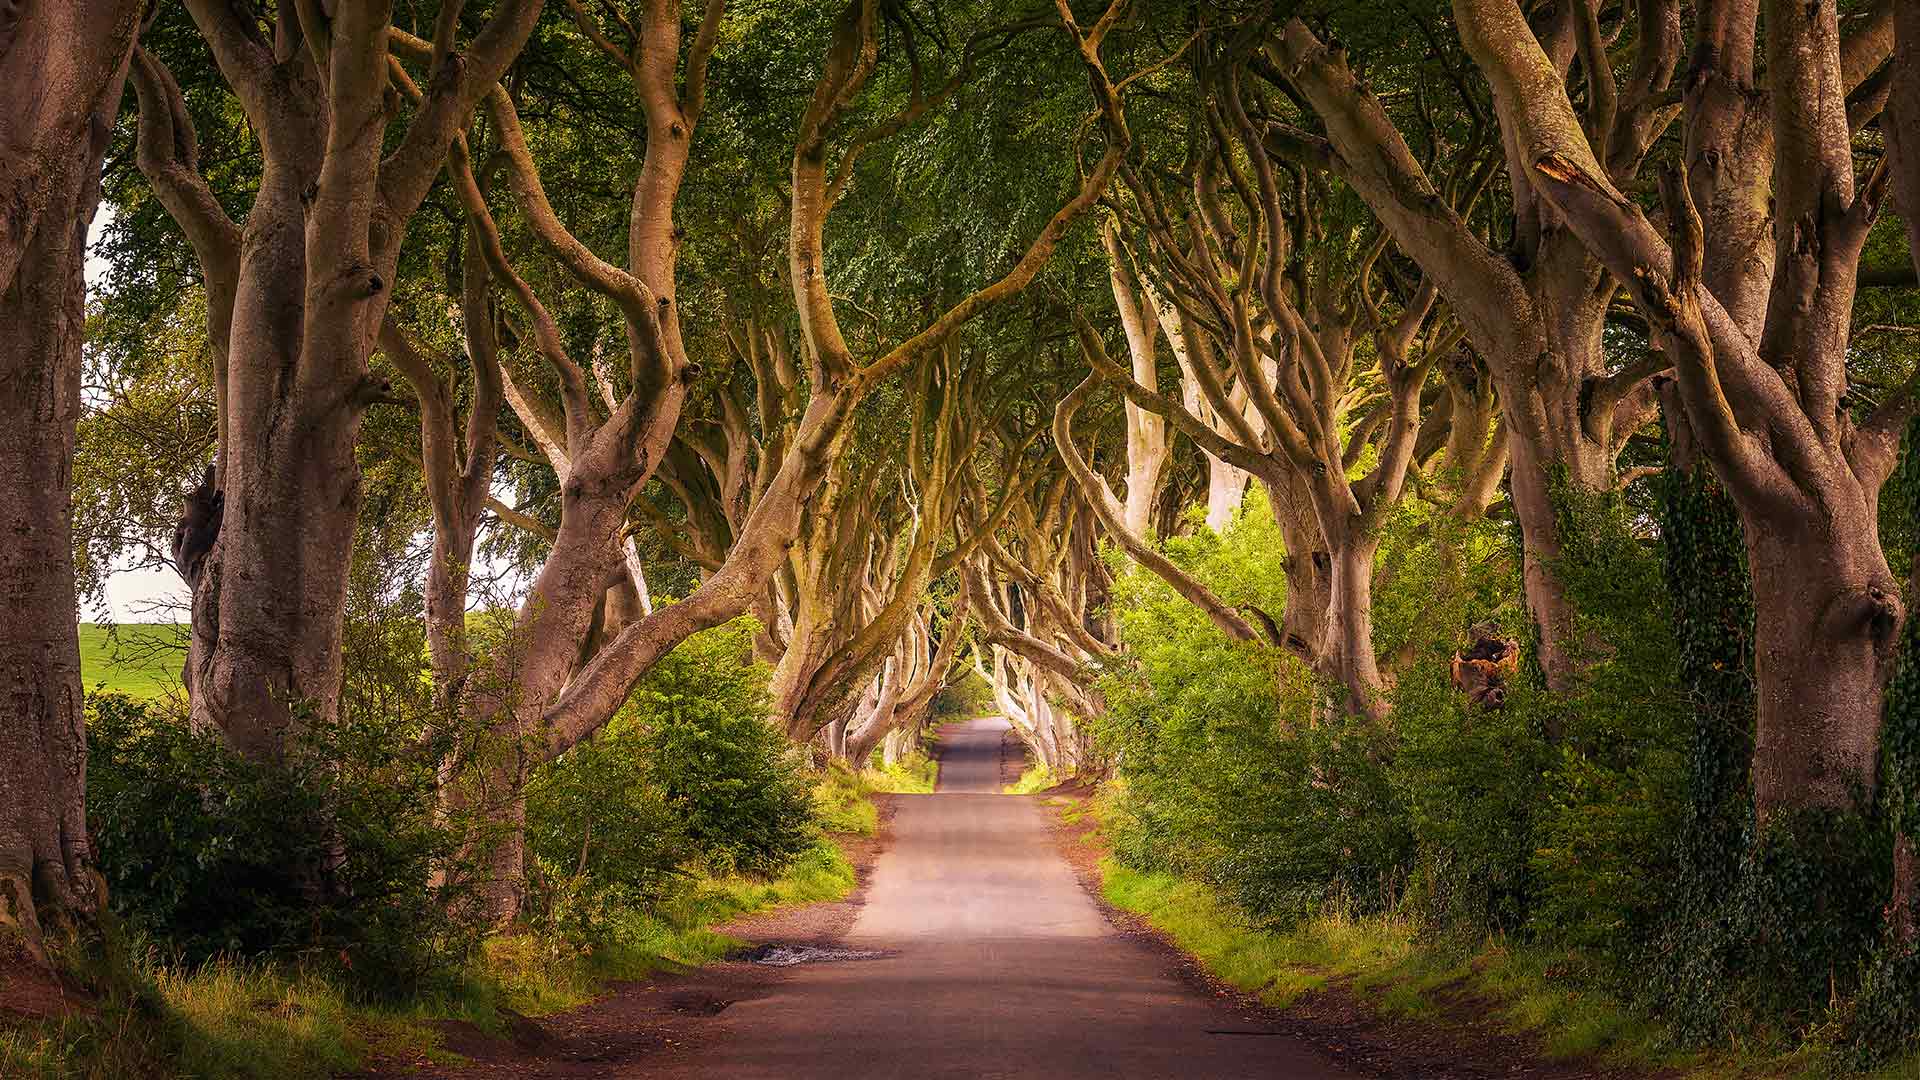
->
[1205, 458, 1251, 532]
[1268, 473, 1332, 662]
[188, 164, 358, 759]
[771, 605, 837, 739]
[0, 0, 144, 962]
[880, 725, 916, 767]
[1323, 533, 1385, 719]
[1491, 247, 1620, 692]
[842, 675, 889, 764]
[1882, 0, 1920, 944]
[1742, 512, 1896, 817]
[140, 4, 541, 760]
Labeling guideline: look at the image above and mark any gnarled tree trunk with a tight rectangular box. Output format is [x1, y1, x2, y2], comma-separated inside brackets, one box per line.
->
[137, 2, 541, 760]
[1271, 20, 1663, 692]
[1450, 0, 1907, 820]
[0, 0, 144, 962]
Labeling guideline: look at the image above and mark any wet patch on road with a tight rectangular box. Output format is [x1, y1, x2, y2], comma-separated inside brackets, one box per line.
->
[732, 943, 893, 966]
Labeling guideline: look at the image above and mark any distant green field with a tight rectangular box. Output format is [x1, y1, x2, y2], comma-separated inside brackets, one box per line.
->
[78, 623, 186, 698]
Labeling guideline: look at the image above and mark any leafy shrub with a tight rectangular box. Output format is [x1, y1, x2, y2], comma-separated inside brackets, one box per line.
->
[524, 730, 693, 898]
[637, 624, 816, 876]
[85, 693, 467, 998]
[930, 667, 992, 722]
[1099, 481, 1698, 953]
[1388, 664, 1550, 930]
[1526, 485, 1691, 951]
[1095, 490, 1410, 923]
[1847, 942, 1920, 1066]
[526, 619, 817, 894]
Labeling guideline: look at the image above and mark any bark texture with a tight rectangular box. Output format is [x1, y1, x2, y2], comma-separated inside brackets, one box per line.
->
[1449, 0, 1906, 818]
[1270, 17, 1663, 691]
[137, 1, 541, 760]
[0, 0, 144, 962]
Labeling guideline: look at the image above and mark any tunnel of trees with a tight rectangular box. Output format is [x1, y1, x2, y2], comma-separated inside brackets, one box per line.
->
[5, 0, 1920, 1073]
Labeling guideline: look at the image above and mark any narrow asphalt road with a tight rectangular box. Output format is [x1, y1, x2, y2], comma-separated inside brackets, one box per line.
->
[669, 717, 1355, 1079]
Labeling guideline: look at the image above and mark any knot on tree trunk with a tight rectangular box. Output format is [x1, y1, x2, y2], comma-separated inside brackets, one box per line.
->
[1819, 579, 1905, 655]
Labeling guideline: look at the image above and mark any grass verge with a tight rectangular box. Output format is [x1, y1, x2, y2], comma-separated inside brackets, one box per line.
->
[1077, 805, 1920, 1080]
[1003, 764, 1054, 795]
[3, 777, 873, 1079]
[864, 752, 939, 794]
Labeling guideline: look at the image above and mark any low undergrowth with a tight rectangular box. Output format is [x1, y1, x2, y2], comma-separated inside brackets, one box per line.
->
[864, 752, 940, 794]
[1004, 763, 1055, 795]
[1, 824, 861, 1080]
[1092, 487, 1920, 1072]
[813, 764, 884, 834]
[813, 749, 940, 818]
[1091, 817, 1920, 1080]
[4, 619, 872, 1078]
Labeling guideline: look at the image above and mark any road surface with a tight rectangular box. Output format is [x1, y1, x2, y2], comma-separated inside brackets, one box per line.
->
[676, 716, 1355, 1079]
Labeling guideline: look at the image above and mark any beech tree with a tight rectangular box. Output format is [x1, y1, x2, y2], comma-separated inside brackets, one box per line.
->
[132, 0, 543, 760]
[1428, 0, 1903, 822]
[0, 0, 145, 963]
[1266, 8, 1671, 689]
[431, 0, 1134, 917]
[1072, 40, 1466, 715]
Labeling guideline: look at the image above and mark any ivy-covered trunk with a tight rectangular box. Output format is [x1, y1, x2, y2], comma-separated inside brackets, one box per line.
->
[1657, 392, 1755, 892]
[1878, 418, 1920, 945]
[1878, 0, 1920, 948]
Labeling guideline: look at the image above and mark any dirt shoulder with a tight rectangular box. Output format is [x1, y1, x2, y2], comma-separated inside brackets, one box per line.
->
[355, 797, 898, 1079]
[1038, 786, 1672, 1080]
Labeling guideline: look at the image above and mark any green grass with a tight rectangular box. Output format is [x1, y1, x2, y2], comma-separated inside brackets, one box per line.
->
[813, 763, 882, 834]
[863, 752, 939, 793]
[812, 752, 941, 827]
[465, 836, 859, 1016]
[1090, 828, 1920, 1079]
[1003, 763, 1055, 795]
[77, 623, 185, 699]
[1098, 860, 1713, 1070]
[3, 773, 874, 1079]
